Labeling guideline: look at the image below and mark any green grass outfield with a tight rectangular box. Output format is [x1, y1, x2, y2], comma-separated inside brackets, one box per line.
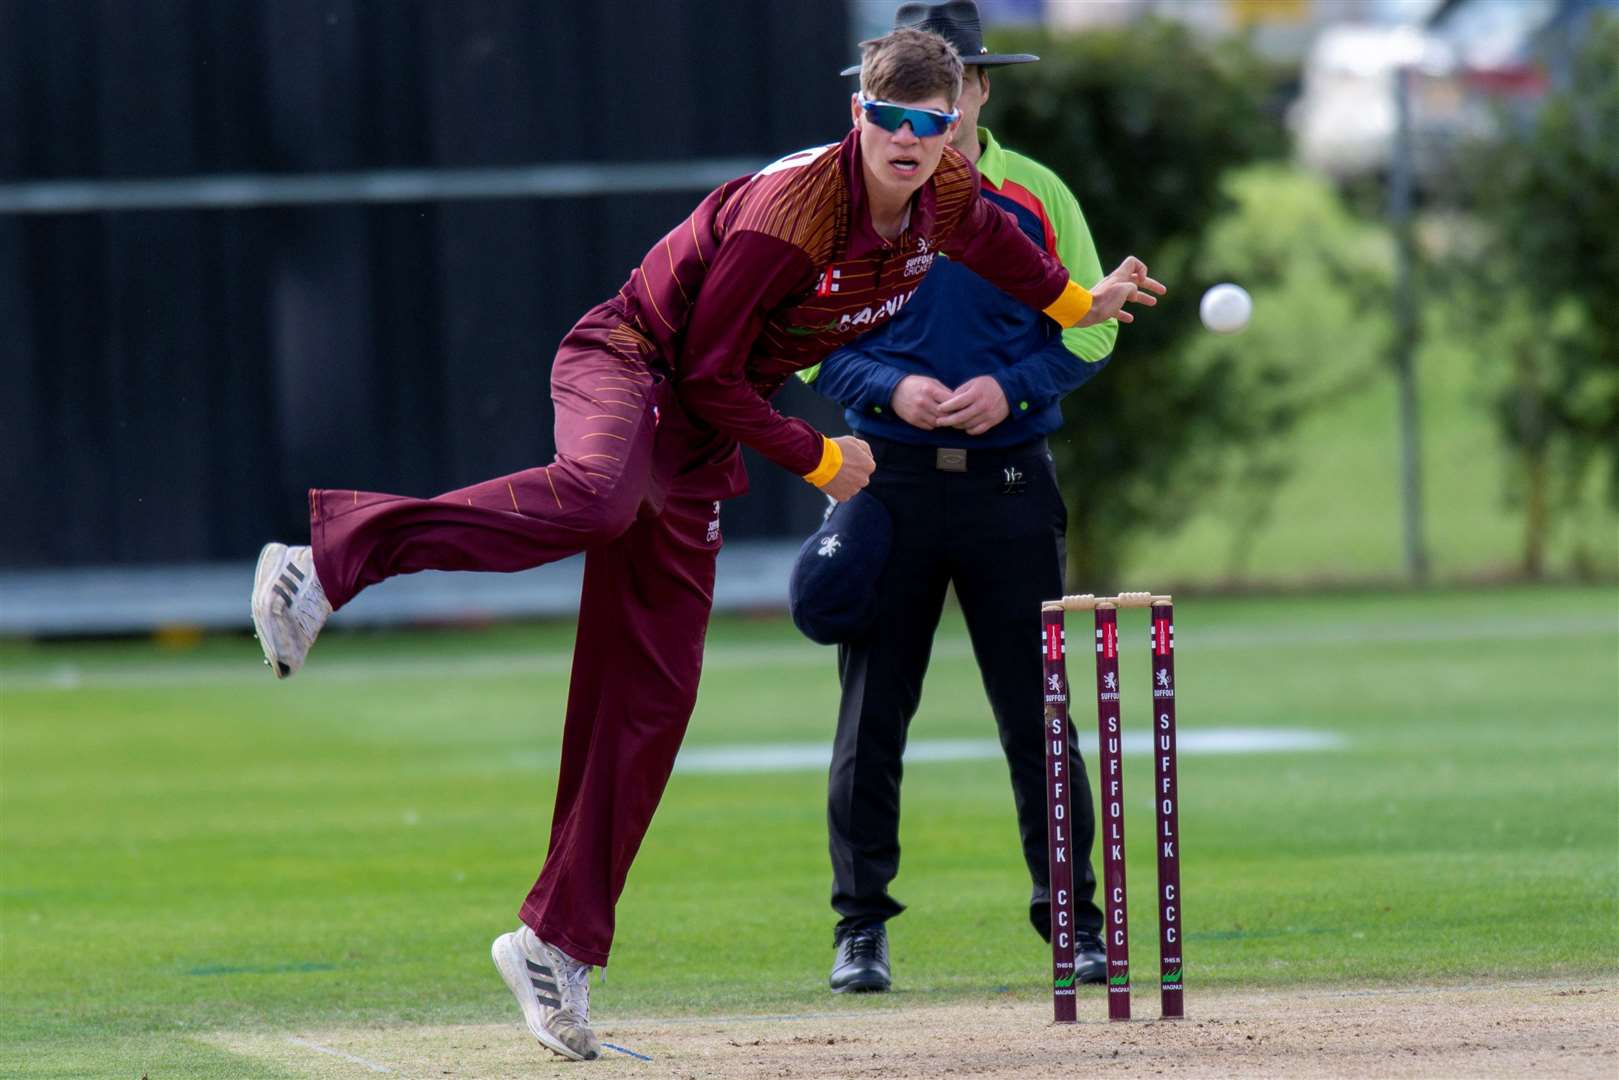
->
[2, 585, 1616, 1077]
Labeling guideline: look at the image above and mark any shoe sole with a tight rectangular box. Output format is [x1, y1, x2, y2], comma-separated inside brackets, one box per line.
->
[491, 932, 588, 1062]
[830, 975, 891, 993]
[250, 543, 295, 679]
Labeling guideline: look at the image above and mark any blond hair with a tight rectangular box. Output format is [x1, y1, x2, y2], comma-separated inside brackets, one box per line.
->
[858, 27, 963, 108]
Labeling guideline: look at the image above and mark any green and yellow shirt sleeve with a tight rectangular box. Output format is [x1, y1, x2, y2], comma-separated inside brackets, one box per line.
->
[992, 135, 1117, 365]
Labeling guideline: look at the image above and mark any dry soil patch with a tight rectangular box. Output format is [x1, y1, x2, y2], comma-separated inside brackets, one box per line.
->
[206, 978, 1617, 1079]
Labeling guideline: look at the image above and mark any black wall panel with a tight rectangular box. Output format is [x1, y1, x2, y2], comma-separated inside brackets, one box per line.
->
[1, 0, 852, 567]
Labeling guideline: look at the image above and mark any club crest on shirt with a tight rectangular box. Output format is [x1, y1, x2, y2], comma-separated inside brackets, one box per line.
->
[903, 237, 936, 277]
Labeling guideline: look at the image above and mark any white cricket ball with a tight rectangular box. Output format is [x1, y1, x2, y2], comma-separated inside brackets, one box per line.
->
[1199, 283, 1252, 335]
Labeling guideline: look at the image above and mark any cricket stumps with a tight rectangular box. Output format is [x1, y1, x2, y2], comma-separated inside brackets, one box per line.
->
[1042, 592, 1184, 1023]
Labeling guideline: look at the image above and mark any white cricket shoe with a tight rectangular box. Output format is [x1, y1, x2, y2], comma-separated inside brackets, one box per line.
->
[250, 543, 331, 679]
[491, 926, 601, 1062]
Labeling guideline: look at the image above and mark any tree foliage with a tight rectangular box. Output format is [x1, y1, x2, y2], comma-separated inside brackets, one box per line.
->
[989, 20, 1297, 585]
[1444, 13, 1619, 576]
[1179, 165, 1394, 582]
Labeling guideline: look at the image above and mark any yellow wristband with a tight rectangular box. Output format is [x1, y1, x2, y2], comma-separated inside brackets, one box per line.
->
[803, 436, 843, 488]
[1042, 279, 1093, 327]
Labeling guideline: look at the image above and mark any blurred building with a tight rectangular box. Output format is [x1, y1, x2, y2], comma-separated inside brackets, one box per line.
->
[1429, 0, 1616, 86]
[998, 0, 1611, 184]
[1290, 0, 1614, 182]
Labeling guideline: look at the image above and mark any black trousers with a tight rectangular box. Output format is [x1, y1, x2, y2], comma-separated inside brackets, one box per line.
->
[828, 435, 1103, 939]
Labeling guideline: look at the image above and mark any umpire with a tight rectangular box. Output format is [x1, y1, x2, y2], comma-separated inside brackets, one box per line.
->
[800, 0, 1112, 993]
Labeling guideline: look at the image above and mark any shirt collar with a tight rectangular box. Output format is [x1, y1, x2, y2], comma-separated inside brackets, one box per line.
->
[841, 127, 940, 255]
[974, 127, 1007, 188]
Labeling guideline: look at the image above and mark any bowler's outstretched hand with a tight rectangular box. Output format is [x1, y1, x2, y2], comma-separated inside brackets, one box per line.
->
[1079, 256, 1167, 326]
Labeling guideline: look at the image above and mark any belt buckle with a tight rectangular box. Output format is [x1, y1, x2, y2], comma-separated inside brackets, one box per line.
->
[935, 447, 967, 473]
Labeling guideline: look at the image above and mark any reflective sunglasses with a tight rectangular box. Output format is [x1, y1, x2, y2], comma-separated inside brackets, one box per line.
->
[858, 94, 959, 137]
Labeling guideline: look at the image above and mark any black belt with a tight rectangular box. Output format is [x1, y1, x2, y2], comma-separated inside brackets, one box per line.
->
[867, 436, 1050, 473]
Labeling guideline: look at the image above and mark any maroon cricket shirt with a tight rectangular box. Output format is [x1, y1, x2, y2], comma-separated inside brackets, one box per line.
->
[612, 127, 1074, 479]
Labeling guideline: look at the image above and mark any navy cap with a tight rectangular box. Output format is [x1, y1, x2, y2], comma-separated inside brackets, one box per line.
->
[788, 492, 893, 645]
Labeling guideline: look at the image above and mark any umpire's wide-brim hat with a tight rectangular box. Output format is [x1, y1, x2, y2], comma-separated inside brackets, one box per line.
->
[840, 0, 1040, 77]
[788, 492, 894, 646]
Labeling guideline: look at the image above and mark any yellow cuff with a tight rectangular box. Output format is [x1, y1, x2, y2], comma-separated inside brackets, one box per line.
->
[1042, 279, 1093, 328]
[802, 436, 843, 488]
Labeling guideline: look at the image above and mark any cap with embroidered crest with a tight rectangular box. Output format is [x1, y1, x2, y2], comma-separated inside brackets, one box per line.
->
[787, 492, 894, 645]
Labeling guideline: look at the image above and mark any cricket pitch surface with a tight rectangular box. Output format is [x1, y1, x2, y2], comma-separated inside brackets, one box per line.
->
[207, 978, 1616, 1078]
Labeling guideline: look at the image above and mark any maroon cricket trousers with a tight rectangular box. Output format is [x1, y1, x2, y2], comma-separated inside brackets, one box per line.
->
[309, 302, 744, 967]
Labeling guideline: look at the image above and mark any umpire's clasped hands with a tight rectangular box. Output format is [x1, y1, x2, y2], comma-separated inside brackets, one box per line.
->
[893, 373, 1009, 437]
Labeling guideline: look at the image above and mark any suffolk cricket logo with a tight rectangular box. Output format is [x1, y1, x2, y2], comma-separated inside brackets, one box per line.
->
[903, 237, 936, 277]
[1099, 669, 1119, 702]
[816, 534, 842, 557]
[1154, 667, 1174, 699]
[1044, 670, 1065, 704]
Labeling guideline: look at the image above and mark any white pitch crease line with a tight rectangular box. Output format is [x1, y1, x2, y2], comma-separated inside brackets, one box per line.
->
[670, 728, 1343, 775]
[285, 1036, 393, 1073]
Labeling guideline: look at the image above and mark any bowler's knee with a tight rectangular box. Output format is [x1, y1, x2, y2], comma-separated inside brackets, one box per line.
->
[554, 477, 641, 546]
[587, 492, 641, 545]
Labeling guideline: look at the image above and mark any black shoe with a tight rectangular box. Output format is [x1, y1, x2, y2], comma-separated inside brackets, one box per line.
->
[829, 924, 891, 993]
[1074, 930, 1107, 985]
